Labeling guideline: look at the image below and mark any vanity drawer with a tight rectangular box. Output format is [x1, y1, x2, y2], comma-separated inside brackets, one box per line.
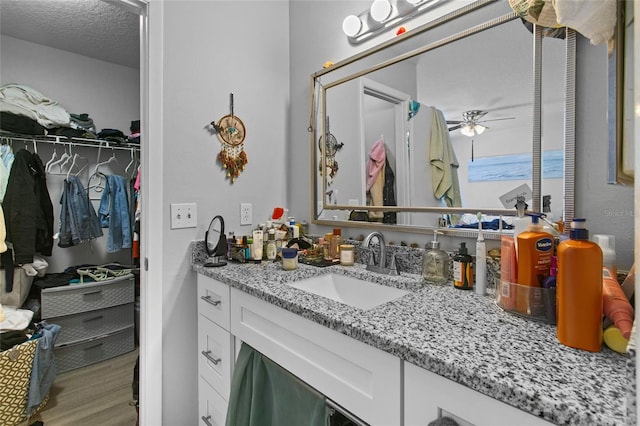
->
[41, 275, 134, 318]
[198, 313, 234, 401]
[51, 303, 134, 346]
[198, 377, 228, 426]
[197, 275, 231, 331]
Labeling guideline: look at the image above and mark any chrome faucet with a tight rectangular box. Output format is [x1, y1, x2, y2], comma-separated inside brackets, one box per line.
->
[362, 231, 398, 275]
[363, 231, 386, 269]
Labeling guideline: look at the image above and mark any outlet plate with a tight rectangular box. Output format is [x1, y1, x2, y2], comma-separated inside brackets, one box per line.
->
[171, 203, 197, 229]
[240, 203, 252, 225]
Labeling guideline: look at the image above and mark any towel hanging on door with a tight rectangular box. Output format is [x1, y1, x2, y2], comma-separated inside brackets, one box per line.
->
[225, 343, 329, 426]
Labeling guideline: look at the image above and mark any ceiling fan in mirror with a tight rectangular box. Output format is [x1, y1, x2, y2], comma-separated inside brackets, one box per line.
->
[447, 110, 515, 160]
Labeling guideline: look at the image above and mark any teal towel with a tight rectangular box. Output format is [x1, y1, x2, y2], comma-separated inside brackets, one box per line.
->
[226, 343, 329, 426]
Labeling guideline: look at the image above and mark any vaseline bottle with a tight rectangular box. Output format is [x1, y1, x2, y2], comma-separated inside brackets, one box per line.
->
[516, 213, 553, 315]
[556, 218, 603, 352]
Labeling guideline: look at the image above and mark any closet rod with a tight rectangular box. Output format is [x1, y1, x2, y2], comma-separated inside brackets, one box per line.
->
[0, 133, 140, 152]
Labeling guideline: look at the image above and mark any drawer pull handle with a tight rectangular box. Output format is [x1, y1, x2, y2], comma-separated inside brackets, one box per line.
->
[84, 343, 104, 351]
[83, 315, 104, 323]
[83, 290, 103, 296]
[201, 415, 213, 426]
[200, 295, 221, 307]
[201, 350, 221, 365]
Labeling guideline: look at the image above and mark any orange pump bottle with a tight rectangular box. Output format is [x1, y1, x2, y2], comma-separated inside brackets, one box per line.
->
[556, 218, 603, 352]
[516, 213, 553, 315]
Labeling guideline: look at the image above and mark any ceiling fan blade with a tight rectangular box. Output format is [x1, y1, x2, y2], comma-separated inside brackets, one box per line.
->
[478, 117, 515, 123]
[448, 124, 462, 131]
[446, 120, 463, 124]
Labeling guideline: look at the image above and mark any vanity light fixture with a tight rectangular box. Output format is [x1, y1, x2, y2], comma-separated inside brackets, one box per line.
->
[342, 0, 444, 44]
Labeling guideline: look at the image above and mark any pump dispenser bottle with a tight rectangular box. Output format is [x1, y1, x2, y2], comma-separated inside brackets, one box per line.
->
[512, 196, 531, 258]
[557, 218, 603, 352]
[516, 213, 553, 315]
[422, 230, 449, 285]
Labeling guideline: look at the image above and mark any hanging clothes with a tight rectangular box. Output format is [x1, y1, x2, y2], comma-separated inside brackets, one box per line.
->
[58, 175, 103, 248]
[382, 157, 397, 224]
[429, 107, 462, 208]
[3, 149, 54, 264]
[366, 139, 386, 221]
[98, 174, 132, 253]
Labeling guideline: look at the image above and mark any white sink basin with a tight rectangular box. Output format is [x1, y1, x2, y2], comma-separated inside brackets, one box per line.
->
[288, 273, 410, 310]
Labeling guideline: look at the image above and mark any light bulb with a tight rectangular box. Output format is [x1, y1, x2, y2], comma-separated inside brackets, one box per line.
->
[370, 0, 392, 22]
[461, 125, 474, 137]
[342, 15, 362, 37]
[475, 124, 486, 135]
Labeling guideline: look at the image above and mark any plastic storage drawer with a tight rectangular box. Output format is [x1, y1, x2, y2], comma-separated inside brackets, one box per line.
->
[50, 303, 134, 346]
[41, 274, 135, 318]
[54, 326, 135, 373]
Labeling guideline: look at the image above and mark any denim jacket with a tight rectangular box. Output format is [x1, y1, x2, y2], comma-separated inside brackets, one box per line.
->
[98, 174, 132, 253]
[58, 175, 103, 248]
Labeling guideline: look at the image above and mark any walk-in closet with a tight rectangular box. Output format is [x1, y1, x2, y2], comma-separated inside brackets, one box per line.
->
[0, 1, 143, 424]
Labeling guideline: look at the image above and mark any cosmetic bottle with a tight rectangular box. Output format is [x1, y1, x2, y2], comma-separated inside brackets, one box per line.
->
[422, 230, 449, 285]
[593, 234, 617, 278]
[557, 218, 603, 352]
[516, 213, 553, 315]
[330, 228, 343, 260]
[453, 242, 473, 290]
[266, 230, 277, 260]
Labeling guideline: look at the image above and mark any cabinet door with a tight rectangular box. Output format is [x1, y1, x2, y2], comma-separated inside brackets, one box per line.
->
[198, 313, 234, 401]
[198, 377, 228, 426]
[230, 287, 401, 426]
[197, 274, 231, 331]
[404, 362, 553, 426]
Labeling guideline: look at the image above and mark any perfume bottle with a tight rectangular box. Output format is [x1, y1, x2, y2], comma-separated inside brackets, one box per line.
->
[422, 230, 450, 285]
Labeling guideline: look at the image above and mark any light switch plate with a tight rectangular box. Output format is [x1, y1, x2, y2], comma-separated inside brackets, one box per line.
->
[171, 203, 197, 229]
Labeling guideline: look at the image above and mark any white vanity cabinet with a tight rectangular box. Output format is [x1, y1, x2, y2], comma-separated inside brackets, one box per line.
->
[230, 287, 402, 426]
[197, 275, 235, 426]
[404, 362, 553, 426]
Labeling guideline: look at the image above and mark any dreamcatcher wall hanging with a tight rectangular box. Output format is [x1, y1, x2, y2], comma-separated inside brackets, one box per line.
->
[318, 116, 343, 186]
[212, 93, 247, 183]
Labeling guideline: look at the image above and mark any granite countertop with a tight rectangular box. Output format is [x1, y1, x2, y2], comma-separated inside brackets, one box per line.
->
[191, 242, 631, 425]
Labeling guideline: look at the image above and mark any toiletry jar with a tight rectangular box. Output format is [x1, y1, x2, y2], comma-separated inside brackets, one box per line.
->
[496, 280, 556, 324]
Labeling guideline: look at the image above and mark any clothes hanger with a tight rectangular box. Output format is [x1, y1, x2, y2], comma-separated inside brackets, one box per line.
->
[45, 140, 60, 170]
[66, 153, 89, 180]
[46, 142, 72, 174]
[125, 147, 139, 179]
[93, 149, 127, 177]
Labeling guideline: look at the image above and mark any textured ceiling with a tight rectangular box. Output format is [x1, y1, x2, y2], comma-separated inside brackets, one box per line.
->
[0, 0, 139, 69]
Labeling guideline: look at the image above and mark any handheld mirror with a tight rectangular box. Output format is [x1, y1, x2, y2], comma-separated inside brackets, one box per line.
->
[204, 215, 227, 267]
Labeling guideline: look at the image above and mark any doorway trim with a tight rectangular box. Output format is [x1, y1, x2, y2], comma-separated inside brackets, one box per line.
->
[105, 0, 164, 424]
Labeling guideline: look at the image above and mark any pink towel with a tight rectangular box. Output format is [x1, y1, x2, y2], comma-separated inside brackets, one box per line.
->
[366, 139, 386, 191]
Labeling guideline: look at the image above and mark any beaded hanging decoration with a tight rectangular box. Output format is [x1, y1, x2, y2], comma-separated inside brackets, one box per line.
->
[212, 94, 247, 183]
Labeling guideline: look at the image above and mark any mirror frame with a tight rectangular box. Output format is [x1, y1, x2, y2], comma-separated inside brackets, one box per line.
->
[309, 1, 576, 239]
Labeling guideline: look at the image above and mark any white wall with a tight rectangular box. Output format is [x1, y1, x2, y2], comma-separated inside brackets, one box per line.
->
[156, 1, 290, 423]
[0, 35, 139, 272]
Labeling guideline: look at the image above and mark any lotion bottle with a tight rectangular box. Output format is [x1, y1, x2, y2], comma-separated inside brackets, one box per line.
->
[422, 230, 449, 285]
[557, 218, 603, 352]
[516, 213, 553, 316]
[512, 196, 531, 259]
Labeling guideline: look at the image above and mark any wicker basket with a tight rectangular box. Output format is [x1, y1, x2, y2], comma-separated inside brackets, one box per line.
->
[0, 339, 49, 425]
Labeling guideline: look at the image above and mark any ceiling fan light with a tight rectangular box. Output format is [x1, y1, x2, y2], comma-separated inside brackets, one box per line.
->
[475, 124, 486, 135]
[460, 125, 474, 137]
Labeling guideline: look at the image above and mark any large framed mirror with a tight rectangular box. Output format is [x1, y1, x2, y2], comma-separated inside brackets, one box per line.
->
[310, 0, 576, 238]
